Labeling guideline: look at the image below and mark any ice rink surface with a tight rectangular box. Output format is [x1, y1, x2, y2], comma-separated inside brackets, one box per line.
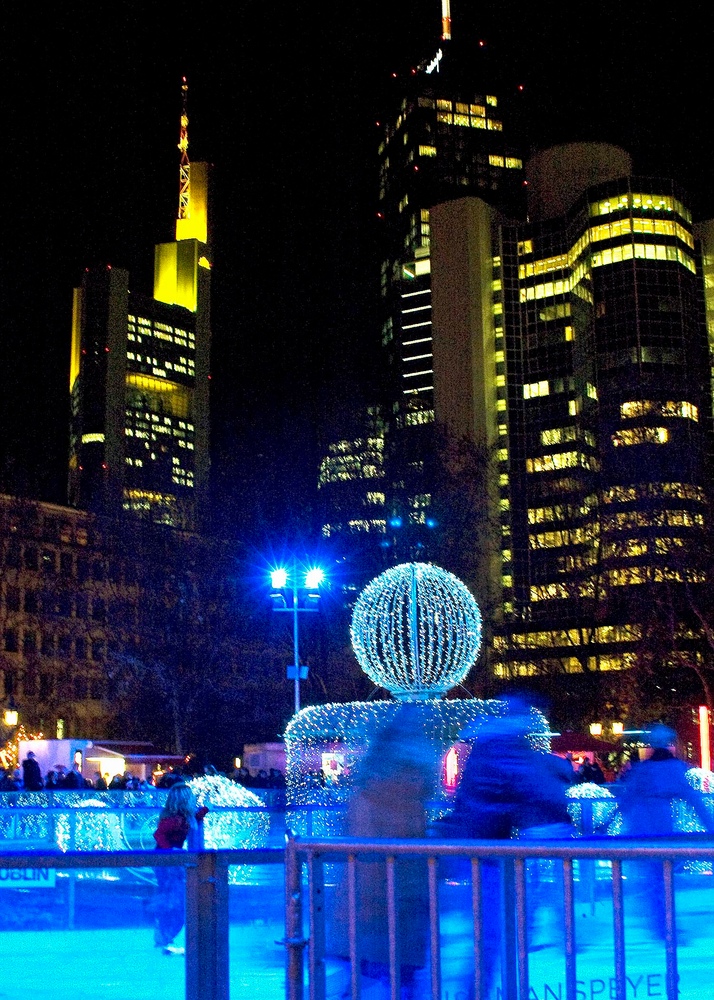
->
[0, 873, 712, 1000]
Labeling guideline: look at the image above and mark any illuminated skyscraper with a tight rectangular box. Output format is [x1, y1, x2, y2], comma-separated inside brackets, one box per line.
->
[69, 82, 211, 530]
[432, 143, 714, 685]
[319, 17, 524, 555]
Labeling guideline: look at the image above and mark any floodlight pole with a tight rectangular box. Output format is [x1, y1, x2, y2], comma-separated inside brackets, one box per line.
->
[271, 558, 322, 716]
[291, 561, 301, 715]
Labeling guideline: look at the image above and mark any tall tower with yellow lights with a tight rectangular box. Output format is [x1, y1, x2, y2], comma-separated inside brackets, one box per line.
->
[68, 80, 212, 531]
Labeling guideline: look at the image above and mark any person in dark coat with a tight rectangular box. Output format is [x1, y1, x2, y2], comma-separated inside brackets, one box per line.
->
[447, 701, 573, 991]
[61, 763, 85, 789]
[619, 724, 714, 942]
[21, 751, 44, 791]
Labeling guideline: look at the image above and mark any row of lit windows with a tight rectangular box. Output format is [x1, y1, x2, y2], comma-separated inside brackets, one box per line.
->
[318, 458, 384, 486]
[526, 451, 598, 474]
[591, 242, 695, 273]
[612, 427, 669, 447]
[402, 409, 434, 427]
[418, 95, 498, 111]
[607, 567, 706, 586]
[125, 411, 194, 432]
[589, 216, 693, 249]
[527, 499, 596, 524]
[436, 111, 503, 131]
[590, 193, 692, 223]
[529, 525, 597, 548]
[620, 400, 698, 422]
[601, 536, 686, 558]
[488, 155, 523, 169]
[530, 583, 569, 601]
[128, 315, 194, 349]
[603, 483, 705, 504]
[603, 510, 704, 529]
[519, 224, 695, 286]
[494, 623, 642, 651]
[523, 380, 550, 399]
[493, 655, 636, 677]
[540, 426, 596, 448]
[519, 215, 693, 277]
[321, 519, 387, 537]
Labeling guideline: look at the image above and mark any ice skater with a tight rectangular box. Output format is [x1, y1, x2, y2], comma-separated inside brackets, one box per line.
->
[152, 782, 209, 955]
[619, 724, 714, 942]
[330, 707, 439, 998]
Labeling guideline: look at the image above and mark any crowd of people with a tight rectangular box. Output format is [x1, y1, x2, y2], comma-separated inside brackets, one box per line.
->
[327, 701, 714, 996]
[0, 754, 238, 792]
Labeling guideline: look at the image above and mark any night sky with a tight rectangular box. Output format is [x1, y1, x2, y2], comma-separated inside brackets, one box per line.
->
[3, 1, 713, 538]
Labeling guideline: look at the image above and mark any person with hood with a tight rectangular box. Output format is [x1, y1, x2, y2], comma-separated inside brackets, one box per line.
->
[619, 724, 714, 942]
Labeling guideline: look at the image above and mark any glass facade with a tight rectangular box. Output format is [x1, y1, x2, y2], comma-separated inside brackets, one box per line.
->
[378, 46, 524, 529]
[489, 175, 712, 677]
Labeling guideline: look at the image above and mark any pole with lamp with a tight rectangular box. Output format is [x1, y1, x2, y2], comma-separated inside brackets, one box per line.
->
[270, 562, 325, 715]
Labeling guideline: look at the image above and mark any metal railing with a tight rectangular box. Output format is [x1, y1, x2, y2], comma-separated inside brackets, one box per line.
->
[0, 829, 712, 1000]
[0, 846, 283, 1000]
[285, 832, 714, 1000]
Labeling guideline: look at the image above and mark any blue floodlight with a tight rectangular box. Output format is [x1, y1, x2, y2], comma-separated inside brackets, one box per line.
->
[389, 516, 403, 529]
[426, 517, 438, 529]
[304, 567, 325, 589]
[271, 568, 288, 589]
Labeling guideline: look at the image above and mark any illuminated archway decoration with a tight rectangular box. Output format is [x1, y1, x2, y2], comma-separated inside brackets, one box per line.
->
[350, 563, 482, 700]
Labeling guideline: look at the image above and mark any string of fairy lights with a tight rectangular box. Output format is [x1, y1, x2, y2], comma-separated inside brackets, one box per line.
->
[350, 563, 482, 699]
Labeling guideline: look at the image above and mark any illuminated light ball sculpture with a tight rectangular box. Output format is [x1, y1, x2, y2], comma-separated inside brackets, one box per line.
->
[285, 564, 493, 831]
[350, 563, 482, 700]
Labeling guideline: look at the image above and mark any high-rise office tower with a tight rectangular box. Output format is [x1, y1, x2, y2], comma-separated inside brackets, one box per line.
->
[378, 23, 523, 538]
[69, 81, 211, 531]
[318, 7, 524, 557]
[432, 143, 713, 685]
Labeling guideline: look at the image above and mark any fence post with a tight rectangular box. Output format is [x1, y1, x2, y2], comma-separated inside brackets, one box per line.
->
[285, 832, 306, 1000]
[185, 851, 229, 1000]
[500, 859, 519, 1000]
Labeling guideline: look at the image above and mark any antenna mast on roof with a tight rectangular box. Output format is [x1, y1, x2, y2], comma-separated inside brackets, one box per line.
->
[441, 0, 452, 40]
[178, 77, 190, 221]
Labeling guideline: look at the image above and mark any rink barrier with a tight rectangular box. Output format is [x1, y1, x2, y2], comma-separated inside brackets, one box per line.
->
[0, 846, 283, 1000]
[284, 832, 714, 1000]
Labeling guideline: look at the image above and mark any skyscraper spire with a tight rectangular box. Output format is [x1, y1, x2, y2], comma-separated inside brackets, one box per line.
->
[178, 76, 190, 222]
[441, 0, 452, 41]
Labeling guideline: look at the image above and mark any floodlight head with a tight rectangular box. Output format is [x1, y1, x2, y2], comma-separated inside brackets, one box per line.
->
[304, 568, 324, 589]
[271, 568, 288, 589]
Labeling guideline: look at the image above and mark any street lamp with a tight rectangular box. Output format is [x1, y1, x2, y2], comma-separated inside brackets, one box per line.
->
[3, 699, 19, 728]
[269, 561, 325, 715]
